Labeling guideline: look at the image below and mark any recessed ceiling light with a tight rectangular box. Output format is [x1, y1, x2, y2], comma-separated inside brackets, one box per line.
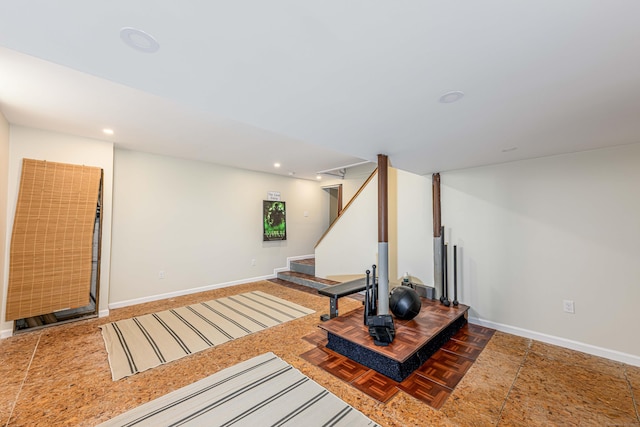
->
[120, 27, 160, 53]
[103, 128, 114, 135]
[501, 146, 518, 153]
[274, 163, 281, 168]
[316, 175, 322, 180]
[439, 91, 465, 104]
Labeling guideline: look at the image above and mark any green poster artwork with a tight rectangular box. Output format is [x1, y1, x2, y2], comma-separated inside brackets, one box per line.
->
[263, 200, 286, 241]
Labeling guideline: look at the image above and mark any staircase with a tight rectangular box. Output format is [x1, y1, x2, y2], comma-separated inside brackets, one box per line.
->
[276, 258, 340, 290]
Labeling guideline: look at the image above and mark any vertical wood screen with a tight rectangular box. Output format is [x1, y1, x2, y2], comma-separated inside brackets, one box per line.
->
[5, 159, 102, 321]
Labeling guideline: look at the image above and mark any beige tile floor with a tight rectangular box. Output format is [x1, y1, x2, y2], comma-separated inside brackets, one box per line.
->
[1, 280, 638, 426]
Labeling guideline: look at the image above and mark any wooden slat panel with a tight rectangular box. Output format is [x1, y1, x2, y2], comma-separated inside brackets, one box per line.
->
[5, 159, 102, 321]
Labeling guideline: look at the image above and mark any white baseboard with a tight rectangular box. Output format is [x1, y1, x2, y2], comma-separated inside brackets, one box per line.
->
[273, 254, 315, 274]
[2, 259, 309, 335]
[286, 254, 315, 262]
[108, 273, 276, 310]
[107, 255, 314, 312]
[468, 316, 640, 368]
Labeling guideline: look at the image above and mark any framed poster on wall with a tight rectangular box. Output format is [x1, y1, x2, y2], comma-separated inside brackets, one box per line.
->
[263, 200, 287, 241]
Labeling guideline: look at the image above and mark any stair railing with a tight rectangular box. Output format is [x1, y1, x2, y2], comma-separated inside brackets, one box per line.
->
[314, 168, 378, 248]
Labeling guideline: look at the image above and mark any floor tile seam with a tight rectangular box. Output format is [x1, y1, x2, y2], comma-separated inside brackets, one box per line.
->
[495, 338, 532, 427]
[623, 367, 640, 422]
[464, 327, 497, 338]
[422, 349, 475, 372]
[408, 370, 455, 392]
[449, 337, 487, 350]
[346, 366, 371, 385]
[396, 379, 452, 410]
[5, 334, 41, 427]
[461, 324, 496, 334]
[460, 336, 494, 347]
[321, 358, 371, 384]
[352, 376, 399, 404]
[440, 347, 478, 362]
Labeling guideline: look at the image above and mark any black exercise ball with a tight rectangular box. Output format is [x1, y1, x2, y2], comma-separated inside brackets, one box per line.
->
[390, 286, 422, 320]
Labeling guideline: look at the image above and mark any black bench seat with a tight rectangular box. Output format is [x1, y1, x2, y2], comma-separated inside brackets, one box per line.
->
[318, 277, 367, 321]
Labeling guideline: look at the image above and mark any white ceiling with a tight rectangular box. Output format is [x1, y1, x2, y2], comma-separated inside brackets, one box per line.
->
[1, 1, 640, 180]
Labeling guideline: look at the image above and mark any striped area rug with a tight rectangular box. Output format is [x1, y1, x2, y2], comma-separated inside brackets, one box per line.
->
[100, 291, 315, 380]
[98, 352, 379, 427]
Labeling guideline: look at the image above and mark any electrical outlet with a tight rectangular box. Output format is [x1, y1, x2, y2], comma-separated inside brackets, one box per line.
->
[563, 300, 575, 314]
[251, 259, 256, 266]
[159, 270, 165, 279]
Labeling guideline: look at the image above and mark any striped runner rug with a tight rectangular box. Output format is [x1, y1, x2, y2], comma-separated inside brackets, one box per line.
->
[100, 291, 315, 380]
[98, 352, 379, 426]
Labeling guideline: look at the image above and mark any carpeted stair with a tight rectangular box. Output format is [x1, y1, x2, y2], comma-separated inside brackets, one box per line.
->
[276, 259, 340, 290]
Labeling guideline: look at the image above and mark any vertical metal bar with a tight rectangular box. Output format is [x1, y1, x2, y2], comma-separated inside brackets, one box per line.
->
[432, 173, 442, 300]
[371, 264, 378, 314]
[330, 297, 338, 318]
[453, 245, 459, 306]
[364, 269, 371, 324]
[377, 154, 390, 315]
[442, 226, 446, 298]
[432, 173, 441, 237]
[443, 242, 450, 306]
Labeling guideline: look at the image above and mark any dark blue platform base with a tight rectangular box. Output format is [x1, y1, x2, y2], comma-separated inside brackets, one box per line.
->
[326, 315, 467, 382]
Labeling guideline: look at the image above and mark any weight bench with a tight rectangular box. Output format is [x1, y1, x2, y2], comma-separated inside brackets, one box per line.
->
[318, 277, 367, 321]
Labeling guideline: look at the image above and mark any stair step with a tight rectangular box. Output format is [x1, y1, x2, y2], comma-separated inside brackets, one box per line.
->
[289, 258, 315, 276]
[276, 270, 339, 290]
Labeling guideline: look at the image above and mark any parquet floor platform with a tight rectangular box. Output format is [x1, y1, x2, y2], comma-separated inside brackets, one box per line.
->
[301, 300, 495, 409]
[319, 298, 470, 364]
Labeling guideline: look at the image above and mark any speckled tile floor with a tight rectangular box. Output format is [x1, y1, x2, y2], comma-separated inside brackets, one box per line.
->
[1, 280, 639, 426]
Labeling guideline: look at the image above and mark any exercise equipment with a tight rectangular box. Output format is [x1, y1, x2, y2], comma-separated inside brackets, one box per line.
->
[371, 264, 378, 314]
[390, 286, 421, 320]
[439, 225, 446, 303]
[367, 314, 395, 346]
[363, 264, 395, 345]
[453, 245, 459, 306]
[318, 277, 367, 321]
[442, 242, 451, 306]
[363, 269, 371, 324]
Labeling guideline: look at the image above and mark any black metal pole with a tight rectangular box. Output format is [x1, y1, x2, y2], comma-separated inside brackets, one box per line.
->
[440, 226, 445, 303]
[440, 236, 445, 303]
[443, 243, 450, 306]
[453, 245, 459, 306]
[364, 269, 371, 324]
[371, 264, 377, 315]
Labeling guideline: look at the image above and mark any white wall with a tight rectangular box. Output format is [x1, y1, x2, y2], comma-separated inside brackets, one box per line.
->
[316, 168, 433, 286]
[0, 113, 9, 337]
[1, 126, 114, 335]
[109, 149, 327, 306]
[396, 170, 433, 285]
[315, 171, 379, 278]
[317, 148, 640, 364]
[442, 143, 640, 361]
[321, 162, 377, 207]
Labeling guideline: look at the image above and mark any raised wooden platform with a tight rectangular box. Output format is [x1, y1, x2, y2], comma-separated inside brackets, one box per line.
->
[318, 298, 469, 381]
